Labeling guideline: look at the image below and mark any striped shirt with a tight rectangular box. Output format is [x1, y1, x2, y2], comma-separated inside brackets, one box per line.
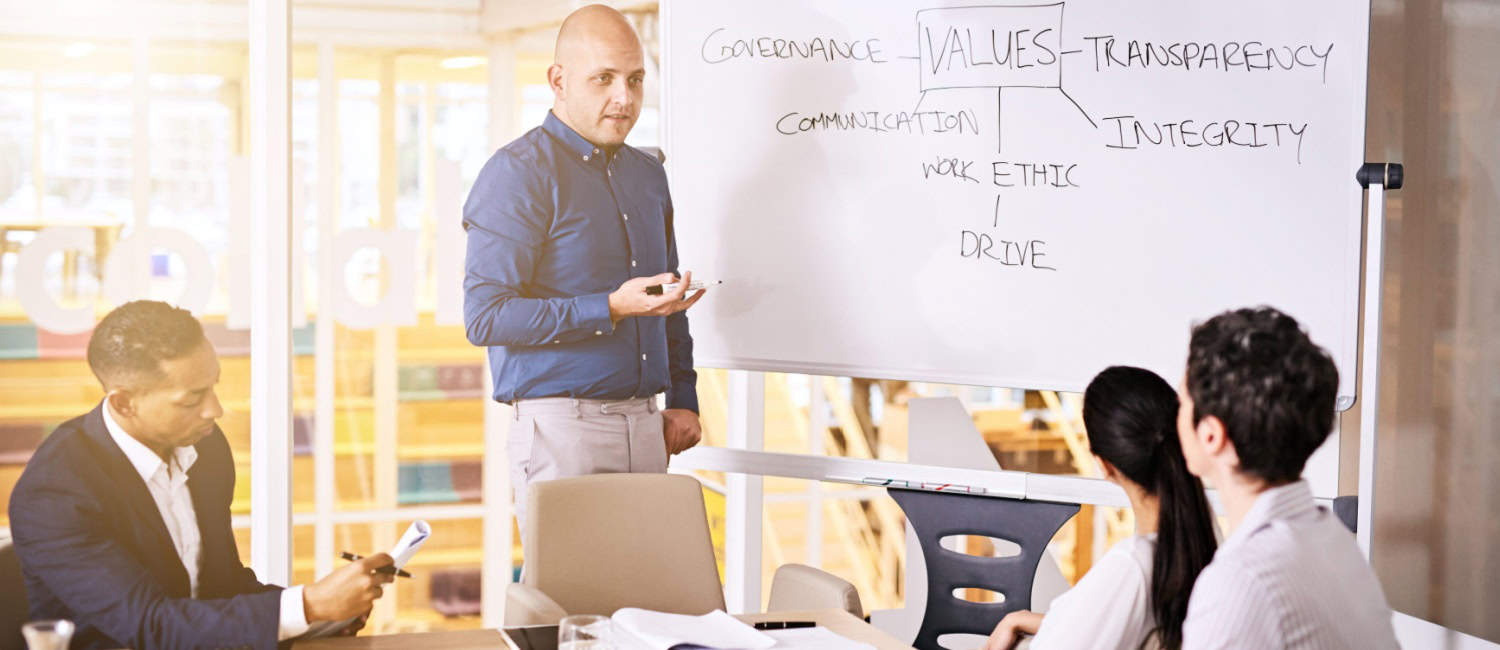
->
[1182, 480, 1398, 649]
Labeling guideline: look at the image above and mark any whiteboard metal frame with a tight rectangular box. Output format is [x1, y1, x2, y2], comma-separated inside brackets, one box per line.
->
[1355, 165, 1397, 556]
[1354, 185, 1383, 555]
[673, 447, 1125, 508]
[690, 357, 1097, 396]
[672, 446, 1351, 519]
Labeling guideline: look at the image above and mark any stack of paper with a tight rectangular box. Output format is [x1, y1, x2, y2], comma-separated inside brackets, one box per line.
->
[610, 609, 774, 650]
[302, 520, 432, 640]
[390, 520, 431, 569]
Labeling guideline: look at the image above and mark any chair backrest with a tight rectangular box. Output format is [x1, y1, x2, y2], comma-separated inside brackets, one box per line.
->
[888, 488, 1079, 650]
[1332, 495, 1358, 533]
[1, 537, 31, 650]
[523, 473, 726, 617]
[766, 564, 863, 618]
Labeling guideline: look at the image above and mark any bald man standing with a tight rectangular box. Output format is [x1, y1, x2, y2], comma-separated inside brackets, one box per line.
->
[462, 5, 706, 531]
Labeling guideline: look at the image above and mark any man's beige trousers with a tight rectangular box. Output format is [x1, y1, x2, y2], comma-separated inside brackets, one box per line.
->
[507, 397, 667, 533]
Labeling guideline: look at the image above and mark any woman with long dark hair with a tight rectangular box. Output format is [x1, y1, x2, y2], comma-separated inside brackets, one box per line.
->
[985, 366, 1218, 650]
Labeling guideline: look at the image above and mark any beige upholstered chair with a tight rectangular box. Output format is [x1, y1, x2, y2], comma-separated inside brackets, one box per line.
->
[505, 473, 862, 626]
[766, 564, 862, 617]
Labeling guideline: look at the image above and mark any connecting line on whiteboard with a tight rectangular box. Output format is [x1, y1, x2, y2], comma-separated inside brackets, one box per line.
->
[997, 87, 1003, 153]
[1060, 87, 1097, 128]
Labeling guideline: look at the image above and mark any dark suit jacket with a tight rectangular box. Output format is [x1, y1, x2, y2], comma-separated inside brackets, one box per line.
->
[8, 404, 285, 649]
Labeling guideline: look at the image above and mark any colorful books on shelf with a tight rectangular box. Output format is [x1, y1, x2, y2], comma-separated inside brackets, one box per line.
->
[0, 422, 49, 465]
[397, 460, 483, 505]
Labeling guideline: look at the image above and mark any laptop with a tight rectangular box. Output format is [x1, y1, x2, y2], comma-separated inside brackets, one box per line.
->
[502, 624, 559, 650]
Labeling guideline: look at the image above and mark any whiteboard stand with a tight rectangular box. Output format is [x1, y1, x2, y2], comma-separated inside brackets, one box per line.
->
[1354, 162, 1405, 558]
[724, 370, 767, 613]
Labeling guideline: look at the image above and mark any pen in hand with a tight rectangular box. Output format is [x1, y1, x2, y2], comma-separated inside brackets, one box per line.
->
[340, 551, 412, 578]
[645, 279, 720, 296]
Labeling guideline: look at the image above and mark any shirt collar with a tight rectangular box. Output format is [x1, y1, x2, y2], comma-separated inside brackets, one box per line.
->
[542, 110, 609, 163]
[1222, 479, 1316, 551]
[102, 399, 198, 483]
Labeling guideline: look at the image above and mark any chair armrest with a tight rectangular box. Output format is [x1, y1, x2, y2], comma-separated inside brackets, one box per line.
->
[767, 563, 864, 618]
[505, 583, 569, 627]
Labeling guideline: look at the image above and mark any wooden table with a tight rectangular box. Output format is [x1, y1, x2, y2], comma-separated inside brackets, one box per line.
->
[294, 608, 915, 649]
[296, 628, 500, 649]
[736, 610, 912, 650]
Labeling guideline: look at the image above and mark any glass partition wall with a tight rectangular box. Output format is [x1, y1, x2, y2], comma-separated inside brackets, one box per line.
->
[0, 8, 500, 631]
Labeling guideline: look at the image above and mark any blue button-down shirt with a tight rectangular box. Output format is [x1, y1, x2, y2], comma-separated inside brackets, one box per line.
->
[462, 111, 697, 412]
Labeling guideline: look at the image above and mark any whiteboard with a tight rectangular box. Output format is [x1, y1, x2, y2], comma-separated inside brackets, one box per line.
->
[663, 0, 1369, 404]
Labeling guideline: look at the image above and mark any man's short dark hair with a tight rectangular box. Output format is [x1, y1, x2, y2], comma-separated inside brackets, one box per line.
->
[86, 300, 206, 389]
[1186, 306, 1339, 484]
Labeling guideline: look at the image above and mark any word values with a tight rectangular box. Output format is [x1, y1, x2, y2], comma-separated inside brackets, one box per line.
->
[922, 26, 1058, 73]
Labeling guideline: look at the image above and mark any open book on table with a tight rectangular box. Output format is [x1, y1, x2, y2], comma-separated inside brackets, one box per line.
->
[609, 609, 874, 650]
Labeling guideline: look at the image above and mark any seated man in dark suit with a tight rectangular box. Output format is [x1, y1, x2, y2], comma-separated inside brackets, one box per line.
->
[8, 300, 395, 649]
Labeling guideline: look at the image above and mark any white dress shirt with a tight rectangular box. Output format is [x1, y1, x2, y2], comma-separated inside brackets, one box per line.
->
[1031, 534, 1157, 650]
[103, 402, 310, 641]
[1182, 480, 1398, 649]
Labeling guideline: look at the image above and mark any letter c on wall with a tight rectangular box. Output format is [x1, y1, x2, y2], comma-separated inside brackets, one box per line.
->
[15, 227, 94, 334]
[330, 227, 418, 329]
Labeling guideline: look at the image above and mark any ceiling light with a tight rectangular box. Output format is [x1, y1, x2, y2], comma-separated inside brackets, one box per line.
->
[63, 42, 97, 58]
[440, 56, 485, 70]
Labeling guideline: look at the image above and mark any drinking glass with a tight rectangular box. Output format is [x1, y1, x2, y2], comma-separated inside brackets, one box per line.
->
[559, 614, 613, 650]
[21, 620, 75, 650]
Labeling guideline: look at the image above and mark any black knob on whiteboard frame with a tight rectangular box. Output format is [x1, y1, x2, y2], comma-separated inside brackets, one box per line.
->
[1357, 162, 1404, 190]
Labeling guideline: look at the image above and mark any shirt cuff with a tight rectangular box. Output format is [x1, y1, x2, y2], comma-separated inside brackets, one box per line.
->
[666, 380, 700, 413]
[278, 585, 311, 641]
[578, 292, 615, 335]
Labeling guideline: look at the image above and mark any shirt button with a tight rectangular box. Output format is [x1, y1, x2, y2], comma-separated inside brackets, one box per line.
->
[642, 354, 648, 361]
[631, 260, 637, 267]
[583, 154, 590, 161]
[622, 213, 629, 221]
